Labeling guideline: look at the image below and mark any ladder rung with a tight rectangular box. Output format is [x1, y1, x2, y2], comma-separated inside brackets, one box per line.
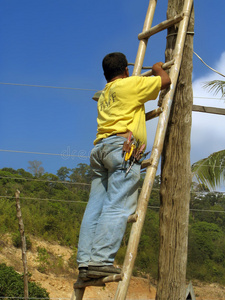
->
[141, 59, 174, 77]
[138, 13, 184, 40]
[127, 213, 138, 223]
[192, 105, 225, 116]
[141, 158, 151, 170]
[74, 273, 123, 289]
[146, 107, 163, 121]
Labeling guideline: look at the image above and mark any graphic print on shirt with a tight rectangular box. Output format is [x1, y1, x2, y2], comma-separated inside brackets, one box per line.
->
[99, 90, 117, 111]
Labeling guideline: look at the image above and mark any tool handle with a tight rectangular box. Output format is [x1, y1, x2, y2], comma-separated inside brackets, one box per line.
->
[127, 131, 132, 143]
[125, 144, 135, 161]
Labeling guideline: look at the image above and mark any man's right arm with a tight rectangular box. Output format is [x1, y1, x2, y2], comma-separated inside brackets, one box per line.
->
[152, 62, 171, 90]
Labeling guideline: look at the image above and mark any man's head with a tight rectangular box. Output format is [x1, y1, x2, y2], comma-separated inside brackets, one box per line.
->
[102, 52, 128, 82]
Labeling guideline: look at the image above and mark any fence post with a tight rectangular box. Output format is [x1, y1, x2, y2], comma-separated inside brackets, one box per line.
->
[15, 190, 29, 300]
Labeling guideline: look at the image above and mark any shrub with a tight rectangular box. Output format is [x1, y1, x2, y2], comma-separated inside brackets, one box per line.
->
[12, 233, 32, 250]
[0, 263, 49, 298]
[36, 247, 49, 273]
[68, 247, 78, 269]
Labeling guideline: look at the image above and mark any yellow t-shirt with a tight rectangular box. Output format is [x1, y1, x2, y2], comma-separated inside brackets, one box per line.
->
[94, 75, 161, 146]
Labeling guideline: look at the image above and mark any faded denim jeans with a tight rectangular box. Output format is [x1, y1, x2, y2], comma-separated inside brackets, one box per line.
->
[77, 135, 141, 267]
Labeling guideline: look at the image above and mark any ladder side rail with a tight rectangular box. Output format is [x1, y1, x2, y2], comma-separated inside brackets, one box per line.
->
[71, 288, 85, 300]
[132, 0, 157, 76]
[114, 0, 193, 299]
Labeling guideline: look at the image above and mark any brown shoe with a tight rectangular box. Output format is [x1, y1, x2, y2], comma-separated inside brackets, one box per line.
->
[78, 267, 89, 281]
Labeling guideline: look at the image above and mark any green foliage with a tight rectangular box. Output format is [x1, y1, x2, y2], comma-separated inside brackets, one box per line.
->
[57, 167, 71, 181]
[134, 209, 160, 279]
[0, 263, 49, 298]
[70, 163, 93, 183]
[36, 247, 50, 273]
[188, 222, 222, 263]
[203, 79, 225, 99]
[68, 247, 78, 269]
[1, 166, 225, 285]
[192, 150, 225, 191]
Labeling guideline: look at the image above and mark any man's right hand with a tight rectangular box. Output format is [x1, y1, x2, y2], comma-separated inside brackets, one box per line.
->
[152, 62, 171, 90]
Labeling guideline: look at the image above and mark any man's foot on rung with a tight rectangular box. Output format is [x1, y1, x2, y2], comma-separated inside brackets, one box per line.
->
[87, 265, 121, 278]
[88, 265, 121, 273]
[78, 267, 90, 281]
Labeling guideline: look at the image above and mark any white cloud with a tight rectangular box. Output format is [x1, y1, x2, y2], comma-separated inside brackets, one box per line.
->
[192, 51, 225, 163]
[145, 51, 225, 166]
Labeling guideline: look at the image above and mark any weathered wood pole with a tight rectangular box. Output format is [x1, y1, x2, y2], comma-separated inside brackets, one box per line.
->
[156, 0, 194, 299]
[15, 190, 29, 300]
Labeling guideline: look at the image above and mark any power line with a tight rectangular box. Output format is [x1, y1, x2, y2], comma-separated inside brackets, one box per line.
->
[1, 195, 225, 213]
[0, 51, 224, 93]
[0, 80, 224, 102]
[0, 80, 223, 101]
[0, 296, 71, 300]
[0, 195, 87, 204]
[147, 205, 225, 213]
[0, 149, 90, 159]
[0, 82, 98, 92]
[0, 175, 91, 186]
[193, 51, 225, 78]
[0, 175, 225, 195]
[1, 148, 225, 169]
[1, 147, 224, 172]
[193, 96, 224, 101]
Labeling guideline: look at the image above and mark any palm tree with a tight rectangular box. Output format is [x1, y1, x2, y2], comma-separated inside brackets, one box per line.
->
[192, 149, 225, 191]
[203, 80, 225, 99]
[192, 79, 225, 191]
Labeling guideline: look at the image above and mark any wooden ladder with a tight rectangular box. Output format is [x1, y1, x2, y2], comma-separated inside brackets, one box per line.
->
[72, 0, 193, 299]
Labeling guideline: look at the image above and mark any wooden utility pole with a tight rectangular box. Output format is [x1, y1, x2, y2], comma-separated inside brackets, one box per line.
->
[15, 190, 29, 300]
[156, 1, 194, 299]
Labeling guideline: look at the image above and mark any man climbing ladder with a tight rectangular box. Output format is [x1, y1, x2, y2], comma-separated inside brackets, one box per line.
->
[73, 0, 193, 299]
[76, 52, 171, 280]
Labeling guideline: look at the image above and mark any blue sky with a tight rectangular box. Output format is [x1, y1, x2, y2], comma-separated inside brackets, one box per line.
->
[0, 0, 225, 190]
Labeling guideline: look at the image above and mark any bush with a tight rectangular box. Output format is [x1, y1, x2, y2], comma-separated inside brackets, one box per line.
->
[68, 247, 78, 269]
[0, 263, 49, 298]
[12, 233, 32, 250]
[36, 247, 50, 273]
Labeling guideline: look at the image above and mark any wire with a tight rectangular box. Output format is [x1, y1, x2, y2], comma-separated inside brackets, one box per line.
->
[0, 296, 71, 300]
[0, 51, 224, 92]
[1, 195, 225, 213]
[193, 96, 225, 101]
[0, 80, 224, 101]
[0, 175, 91, 186]
[0, 298, 103, 300]
[1, 149, 225, 170]
[1, 175, 225, 194]
[0, 195, 87, 203]
[147, 205, 225, 213]
[193, 51, 225, 78]
[0, 82, 98, 92]
[0, 149, 90, 159]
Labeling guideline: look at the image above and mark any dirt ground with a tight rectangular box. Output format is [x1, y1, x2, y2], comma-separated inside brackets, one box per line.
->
[0, 234, 225, 300]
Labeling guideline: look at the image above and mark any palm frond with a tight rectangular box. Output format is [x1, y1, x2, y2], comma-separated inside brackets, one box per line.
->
[203, 80, 225, 98]
[192, 150, 225, 190]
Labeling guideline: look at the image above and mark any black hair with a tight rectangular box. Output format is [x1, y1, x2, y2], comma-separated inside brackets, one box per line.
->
[102, 52, 128, 81]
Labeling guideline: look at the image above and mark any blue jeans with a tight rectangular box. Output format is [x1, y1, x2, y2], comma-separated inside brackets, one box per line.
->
[77, 135, 141, 267]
